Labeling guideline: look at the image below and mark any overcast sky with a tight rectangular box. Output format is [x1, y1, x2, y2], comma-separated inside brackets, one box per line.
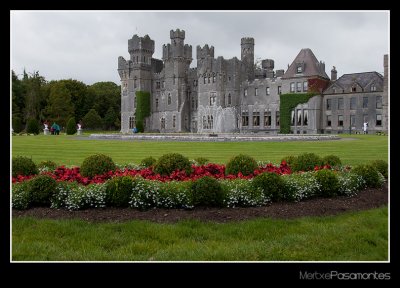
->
[11, 11, 389, 85]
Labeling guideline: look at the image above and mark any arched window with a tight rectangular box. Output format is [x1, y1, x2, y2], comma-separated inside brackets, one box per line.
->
[204, 77, 206, 84]
[228, 94, 231, 105]
[173, 75, 176, 85]
[208, 76, 211, 84]
[168, 94, 171, 105]
[134, 78, 137, 88]
[210, 116, 214, 129]
[173, 115, 176, 128]
[129, 116, 136, 129]
[161, 118, 165, 129]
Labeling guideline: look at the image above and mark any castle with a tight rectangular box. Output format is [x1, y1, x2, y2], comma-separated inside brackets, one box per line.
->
[118, 29, 388, 134]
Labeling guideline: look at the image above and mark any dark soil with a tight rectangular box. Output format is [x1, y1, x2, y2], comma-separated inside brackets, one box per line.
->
[13, 183, 388, 223]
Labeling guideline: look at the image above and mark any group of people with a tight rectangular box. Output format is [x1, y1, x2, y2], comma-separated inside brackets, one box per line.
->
[44, 122, 61, 135]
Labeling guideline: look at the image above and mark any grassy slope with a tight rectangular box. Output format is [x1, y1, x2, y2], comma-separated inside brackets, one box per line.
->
[12, 207, 388, 261]
[11, 134, 388, 166]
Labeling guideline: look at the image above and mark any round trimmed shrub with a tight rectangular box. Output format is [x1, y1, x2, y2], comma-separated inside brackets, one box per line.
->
[140, 156, 157, 168]
[12, 156, 38, 177]
[291, 153, 323, 172]
[352, 164, 384, 188]
[105, 176, 134, 207]
[322, 155, 342, 167]
[26, 118, 40, 135]
[225, 154, 257, 176]
[191, 176, 225, 207]
[66, 117, 77, 135]
[154, 153, 192, 176]
[28, 175, 58, 206]
[314, 169, 339, 197]
[80, 154, 116, 178]
[281, 155, 297, 166]
[37, 160, 58, 171]
[252, 172, 285, 201]
[194, 157, 209, 165]
[370, 160, 388, 178]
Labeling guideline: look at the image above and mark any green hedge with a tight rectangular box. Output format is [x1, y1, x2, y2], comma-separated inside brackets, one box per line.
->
[135, 91, 151, 132]
[279, 92, 317, 133]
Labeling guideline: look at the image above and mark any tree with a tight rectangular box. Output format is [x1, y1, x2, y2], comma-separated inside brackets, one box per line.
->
[44, 82, 74, 127]
[103, 107, 118, 130]
[12, 116, 23, 133]
[26, 118, 40, 134]
[88, 82, 120, 118]
[83, 109, 102, 129]
[66, 117, 77, 135]
[23, 70, 46, 122]
[12, 70, 26, 120]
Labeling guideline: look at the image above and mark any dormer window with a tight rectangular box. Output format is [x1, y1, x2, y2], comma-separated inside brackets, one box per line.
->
[370, 85, 376, 92]
[297, 66, 302, 73]
[352, 87, 356, 92]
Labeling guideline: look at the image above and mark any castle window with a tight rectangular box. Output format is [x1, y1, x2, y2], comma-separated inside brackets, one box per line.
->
[213, 75, 216, 83]
[326, 99, 332, 110]
[192, 97, 196, 109]
[242, 112, 249, 126]
[303, 110, 308, 126]
[244, 89, 248, 97]
[208, 77, 211, 84]
[291, 110, 295, 125]
[350, 97, 356, 110]
[174, 40, 176, 46]
[290, 82, 295, 92]
[278, 86, 282, 95]
[228, 76, 231, 82]
[209, 116, 214, 129]
[297, 82, 302, 92]
[376, 114, 382, 126]
[297, 110, 302, 125]
[143, 56, 146, 63]
[134, 78, 137, 89]
[363, 97, 368, 108]
[228, 94, 232, 105]
[193, 79, 196, 86]
[376, 96, 382, 109]
[209, 92, 216, 106]
[297, 66, 302, 73]
[156, 81, 160, 89]
[338, 98, 344, 110]
[350, 115, 355, 127]
[327, 115, 331, 127]
[155, 99, 159, 110]
[168, 93, 171, 105]
[129, 116, 136, 129]
[303, 81, 308, 92]
[173, 75, 176, 85]
[162, 81, 165, 88]
[352, 86, 356, 92]
[266, 87, 270, 96]
[203, 116, 207, 129]
[371, 85, 376, 92]
[173, 115, 176, 128]
[161, 118, 165, 129]
[264, 111, 271, 127]
[134, 97, 137, 107]
[332, 88, 336, 94]
[276, 111, 280, 126]
[253, 112, 260, 127]
[255, 88, 258, 96]
[204, 77, 206, 84]
[338, 115, 343, 127]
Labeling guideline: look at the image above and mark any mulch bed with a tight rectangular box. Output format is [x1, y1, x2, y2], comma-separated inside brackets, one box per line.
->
[12, 183, 388, 223]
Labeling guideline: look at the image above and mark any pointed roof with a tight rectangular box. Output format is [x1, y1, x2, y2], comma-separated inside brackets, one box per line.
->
[325, 72, 383, 91]
[282, 48, 329, 79]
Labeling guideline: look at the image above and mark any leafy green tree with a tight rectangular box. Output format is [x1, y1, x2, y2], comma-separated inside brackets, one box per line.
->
[23, 71, 46, 122]
[83, 109, 102, 129]
[26, 118, 40, 134]
[103, 107, 119, 130]
[44, 82, 74, 127]
[66, 117, 77, 135]
[88, 82, 120, 118]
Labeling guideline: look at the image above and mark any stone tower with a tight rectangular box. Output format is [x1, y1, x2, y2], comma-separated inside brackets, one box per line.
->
[118, 34, 155, 133]
[161, 29, 193, 131]
[241, 37, 255, 81]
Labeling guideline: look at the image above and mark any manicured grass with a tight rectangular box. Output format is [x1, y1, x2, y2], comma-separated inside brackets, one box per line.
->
[11, 134, 388, 166]
[12, 207, 388, 261]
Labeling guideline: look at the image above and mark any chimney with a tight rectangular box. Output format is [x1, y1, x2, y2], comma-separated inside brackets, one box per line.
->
[331, 66, 337, 81]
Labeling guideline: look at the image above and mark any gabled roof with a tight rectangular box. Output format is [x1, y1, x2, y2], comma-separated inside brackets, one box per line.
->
[325, 72, 383, 91]
[282, 48, 329, 79]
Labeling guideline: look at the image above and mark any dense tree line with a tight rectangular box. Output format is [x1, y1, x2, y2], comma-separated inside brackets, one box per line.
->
[12, 70, 121, 133]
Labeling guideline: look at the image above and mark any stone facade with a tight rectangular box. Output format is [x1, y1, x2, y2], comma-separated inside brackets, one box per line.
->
[118, 29, 388, 134]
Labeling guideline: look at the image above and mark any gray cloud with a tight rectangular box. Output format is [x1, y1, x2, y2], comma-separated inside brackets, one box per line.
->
[11, 11, 389, 85]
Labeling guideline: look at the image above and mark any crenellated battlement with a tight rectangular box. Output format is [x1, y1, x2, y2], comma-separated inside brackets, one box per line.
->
[241, 37, 254, 45]
[196, 44, 215, 60]
[128, 34, 155, 53]
[170, 29, 185, 40]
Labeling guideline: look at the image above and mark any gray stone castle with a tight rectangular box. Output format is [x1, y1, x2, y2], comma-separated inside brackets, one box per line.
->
[118, 29, 388, 134]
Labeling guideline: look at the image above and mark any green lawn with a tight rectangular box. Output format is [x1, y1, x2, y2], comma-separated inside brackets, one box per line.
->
[11, 134, 388, 166]
[12, 207, 388, 261]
